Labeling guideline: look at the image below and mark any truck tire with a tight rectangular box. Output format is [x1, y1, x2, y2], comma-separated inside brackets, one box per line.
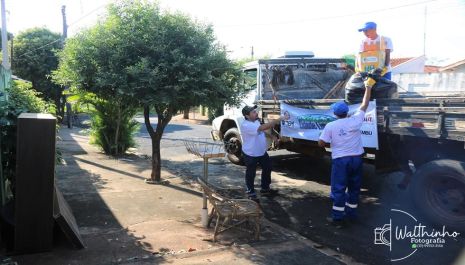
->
[223, 128, 244, 165]
[411, 159, 465, 232]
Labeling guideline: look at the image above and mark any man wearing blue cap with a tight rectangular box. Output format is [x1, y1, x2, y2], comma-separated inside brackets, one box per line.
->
[356, 21, 393, 80]
[318, 82, 373, 227]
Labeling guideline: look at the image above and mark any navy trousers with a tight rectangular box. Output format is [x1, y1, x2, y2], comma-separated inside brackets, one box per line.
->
[243, 152, 272, 194]
[383, 72, 392, 80]
[330, 155, 363, 220]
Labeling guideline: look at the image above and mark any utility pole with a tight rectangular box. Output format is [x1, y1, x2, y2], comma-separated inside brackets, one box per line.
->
[251, 46, 254, 60]
[62, 5, 72, 128]
[0, 0, 7, 207]
[62, 5, 68, 39]
[423, 6, 427, 56]
[1, 0, 9, 69]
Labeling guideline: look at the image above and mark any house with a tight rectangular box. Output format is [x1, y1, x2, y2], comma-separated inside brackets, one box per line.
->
[392, 58, 465, 97]
[439, 59, 465, 73]
[424, 65, 440, 73]
[390, 56, 426, 74]
[388, 56, 465, 74]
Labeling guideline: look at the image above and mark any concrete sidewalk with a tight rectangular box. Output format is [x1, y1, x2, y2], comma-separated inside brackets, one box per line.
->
[12, 127, 355, 265]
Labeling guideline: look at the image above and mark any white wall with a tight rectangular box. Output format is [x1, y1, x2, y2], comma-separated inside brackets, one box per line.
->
[392, 72, 465, 96]
[391, 56, 426, 74]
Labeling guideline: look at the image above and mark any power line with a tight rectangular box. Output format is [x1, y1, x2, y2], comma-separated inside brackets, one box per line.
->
[15, 38, 62, 59]
[15, 3, 108, 59]
[14, 0, 459, 59]
[217, 0, 443, 28]
[67, 3, 107, 28]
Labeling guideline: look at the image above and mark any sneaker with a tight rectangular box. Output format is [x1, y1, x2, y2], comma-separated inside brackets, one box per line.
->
[259, 188, 278, 196]
[246, 190, 257, 199]
[249, 196, 260, 203]
[248, 193, 257, 199]
[326, 217, 345, 228]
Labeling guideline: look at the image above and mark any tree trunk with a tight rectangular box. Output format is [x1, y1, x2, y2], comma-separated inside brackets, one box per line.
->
[183, 107, 189, 119]
[55, 96, 63, 122]
[200, 105, 206, 116]
[114, 103, 122, 155]
[151, 132, 162, 181]
[144, 105, 173, 182]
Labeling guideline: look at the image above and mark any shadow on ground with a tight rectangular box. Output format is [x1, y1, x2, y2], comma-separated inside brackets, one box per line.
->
[13, 128, 171, 265]
[161, 150, 465, 265]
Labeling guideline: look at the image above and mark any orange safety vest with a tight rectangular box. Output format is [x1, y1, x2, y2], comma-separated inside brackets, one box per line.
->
[357, 36, 386, 73]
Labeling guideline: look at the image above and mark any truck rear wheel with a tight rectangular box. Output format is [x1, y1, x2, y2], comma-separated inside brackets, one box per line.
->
[411, 159, 465, 232]
[223, 128, 244, 165]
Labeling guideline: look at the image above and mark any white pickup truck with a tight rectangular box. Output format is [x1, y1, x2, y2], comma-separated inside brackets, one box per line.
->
[211, 54, 465, 232]
[211, 55, 350, 164]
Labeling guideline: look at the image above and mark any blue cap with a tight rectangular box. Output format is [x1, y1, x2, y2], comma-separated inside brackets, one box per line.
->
[331, 101, 349, 116]
[358, 21, 377, 32]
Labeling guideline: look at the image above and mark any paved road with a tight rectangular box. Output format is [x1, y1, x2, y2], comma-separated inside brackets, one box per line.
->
[134, 119, 465, 265]
[134, 117, 212, 159]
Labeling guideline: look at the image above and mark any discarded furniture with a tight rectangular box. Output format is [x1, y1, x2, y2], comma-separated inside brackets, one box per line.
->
[15, 113, 57, 253]
[183, 138, 225, 227]
[12, 113, 84, 254]
[197, 178, 263, 241]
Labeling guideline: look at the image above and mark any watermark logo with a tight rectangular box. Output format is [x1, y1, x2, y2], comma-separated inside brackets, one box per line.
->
[374, 209, 460, 262]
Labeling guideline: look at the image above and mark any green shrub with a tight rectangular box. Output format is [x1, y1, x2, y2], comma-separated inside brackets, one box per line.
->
[207, 104, 224, 123]
[89, 98, 139, 155]
[0, 80, 55, 192]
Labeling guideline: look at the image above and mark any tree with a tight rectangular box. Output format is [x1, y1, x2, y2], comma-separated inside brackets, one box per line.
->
[342, 54, 356, 71]
[54, 0, 247, 182]
[12, 28, 63, 117]
[1, 80, 54, 200]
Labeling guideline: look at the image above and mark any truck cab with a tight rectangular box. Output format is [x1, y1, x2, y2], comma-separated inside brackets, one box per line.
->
[211, 53, 350, 164]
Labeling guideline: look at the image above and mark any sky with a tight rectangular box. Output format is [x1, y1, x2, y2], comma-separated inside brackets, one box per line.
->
[5, 0, 465, 65]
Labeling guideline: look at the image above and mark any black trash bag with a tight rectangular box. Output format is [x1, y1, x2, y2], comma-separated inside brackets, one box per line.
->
[345, 72, 398, 104]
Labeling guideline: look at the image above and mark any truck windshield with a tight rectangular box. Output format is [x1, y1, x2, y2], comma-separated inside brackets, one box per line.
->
[244, 69, 257, 90]
[260, 63, 348, 100]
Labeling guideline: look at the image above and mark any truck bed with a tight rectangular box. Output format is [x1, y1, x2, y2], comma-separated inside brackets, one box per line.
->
[259, 97, 465, 142]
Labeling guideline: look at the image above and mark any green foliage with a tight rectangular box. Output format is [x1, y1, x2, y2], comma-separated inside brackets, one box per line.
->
[342, 54, 356, 69]
[54, 0, 246, 113]
[0, 80, 54, 185]
[54, 0, 247, 180]
[8, 80, 55, 114]
[89, 98, 139, 155]
[12, 27, 63, 116]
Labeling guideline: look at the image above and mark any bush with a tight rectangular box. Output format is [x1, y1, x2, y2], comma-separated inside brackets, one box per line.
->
[207, 104, 224, 123]
[89, 98, 139, 155]
[0, 80, 55, 195]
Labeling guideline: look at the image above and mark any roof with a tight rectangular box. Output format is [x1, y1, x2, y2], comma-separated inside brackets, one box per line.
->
[390, 57, 415, 67]
[424, 65, 440, 73]
[440, 59, 465, 72]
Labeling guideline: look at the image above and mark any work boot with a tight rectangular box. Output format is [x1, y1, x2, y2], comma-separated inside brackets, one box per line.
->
[326, 217, 345, 228]
[259, 188, 278, 196]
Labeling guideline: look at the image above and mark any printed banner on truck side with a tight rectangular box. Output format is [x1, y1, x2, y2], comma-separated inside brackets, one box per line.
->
[280, 101, 378, 149]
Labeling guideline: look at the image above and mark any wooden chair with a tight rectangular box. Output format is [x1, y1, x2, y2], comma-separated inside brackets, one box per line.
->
[197, 178, 263, 242]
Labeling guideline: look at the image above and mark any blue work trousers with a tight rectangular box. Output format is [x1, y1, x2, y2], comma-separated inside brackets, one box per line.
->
[243, 152, 272, 194]
[383, 72, 392, 80]
[330, 155, 363, 220]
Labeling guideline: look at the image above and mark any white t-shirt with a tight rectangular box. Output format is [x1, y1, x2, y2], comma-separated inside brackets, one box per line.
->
[359, 35, 393, 53]
[319, 110, 365, 159]
[241, 119, 267, 157]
